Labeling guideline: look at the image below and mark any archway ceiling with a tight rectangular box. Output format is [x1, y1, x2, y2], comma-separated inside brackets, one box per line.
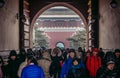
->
[29, 0, 89, 24]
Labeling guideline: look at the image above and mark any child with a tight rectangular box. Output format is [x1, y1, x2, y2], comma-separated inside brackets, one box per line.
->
[68, 58, 86, 78]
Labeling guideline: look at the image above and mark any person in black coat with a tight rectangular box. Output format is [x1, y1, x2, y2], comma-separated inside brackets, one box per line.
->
[50, 47, 63, 78]
[96, 59, 118, 78]
[7, 50, 20, 78]
[18, 48, 26, 64]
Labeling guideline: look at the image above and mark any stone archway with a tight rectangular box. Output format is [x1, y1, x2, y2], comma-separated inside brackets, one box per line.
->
[30, 2, 88, 49]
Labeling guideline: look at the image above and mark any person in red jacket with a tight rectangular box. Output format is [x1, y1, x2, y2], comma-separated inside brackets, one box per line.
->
[86, 48, 102, 78]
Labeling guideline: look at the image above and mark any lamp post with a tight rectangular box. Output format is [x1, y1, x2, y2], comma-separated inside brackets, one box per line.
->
[0, 0, 5, 8]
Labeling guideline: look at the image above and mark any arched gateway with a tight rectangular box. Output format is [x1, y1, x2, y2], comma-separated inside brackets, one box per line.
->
[30, 2, 89, 49]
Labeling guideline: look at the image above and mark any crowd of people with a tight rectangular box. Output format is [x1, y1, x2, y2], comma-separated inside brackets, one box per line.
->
[0, 47, 120, 78]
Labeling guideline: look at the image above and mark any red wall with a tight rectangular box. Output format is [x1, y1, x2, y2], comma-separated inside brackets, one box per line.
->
[45, 32, 75, 48]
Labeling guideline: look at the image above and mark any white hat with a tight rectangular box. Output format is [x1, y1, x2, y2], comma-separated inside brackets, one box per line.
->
[107, 60, 115, 65]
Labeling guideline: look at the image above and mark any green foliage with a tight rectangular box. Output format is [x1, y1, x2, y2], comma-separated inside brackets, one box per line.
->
[33, 29, 49, 48]
[67, 30, 86, 49]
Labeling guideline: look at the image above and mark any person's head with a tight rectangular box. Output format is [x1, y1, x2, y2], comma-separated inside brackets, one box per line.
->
[72, 58, 79, 66]
[66, 48, 70, 53]
[69, 49, 76, 58]
[20, 48, 26, 55]
[99, 48, 103, 51]
[104, 51, 114, 59]
[106, 60, 115, 70]
[42, 50, 51, 60]
[52, 47, 61, 56]
[9, 50, 17, 60]
[114, 49, 120, 58]
[78, 47, 83, 52]
[86, 49, 91, 56]
[26, 48, 34, 57]
[27, 56, 37, 65]
[92, 48, 99, 56]
[77, 52, 82, 59]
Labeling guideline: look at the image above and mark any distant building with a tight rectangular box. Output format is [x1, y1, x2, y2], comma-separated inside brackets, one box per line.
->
[34, 6, 85, 48]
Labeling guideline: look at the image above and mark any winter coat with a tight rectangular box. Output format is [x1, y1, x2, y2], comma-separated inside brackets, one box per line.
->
[60, 57, 73, 78]
[68, 64, 86, 78]
[96, 66, 118, 78]
[86, 56, 101, 77]
[50, 56, 63, 72]
[50, 48, 63, 78]
[18, 59, 27, 78]
[78, 59, 85, 69]
[60, 57, 85, 78]
[38, 57, 51, 78]
[7, 59, 20, 78]
[21, 64, 44, 78]
[115, 57, 120, 69]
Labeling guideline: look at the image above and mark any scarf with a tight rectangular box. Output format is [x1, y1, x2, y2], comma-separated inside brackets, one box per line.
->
[72, 64, 81, 74]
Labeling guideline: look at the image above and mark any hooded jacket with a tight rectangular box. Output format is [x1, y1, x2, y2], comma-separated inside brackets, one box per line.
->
[7, 50, 20, 78]
[37, 52, 51, 78]
[86, 55, 101, 77]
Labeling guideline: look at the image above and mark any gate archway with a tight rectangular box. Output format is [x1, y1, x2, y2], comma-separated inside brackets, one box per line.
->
[30, 2, 89, 49]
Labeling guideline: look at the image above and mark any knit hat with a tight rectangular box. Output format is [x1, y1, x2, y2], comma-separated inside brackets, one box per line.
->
[106, 56, 115, 65]
[106, 60, 115, 65]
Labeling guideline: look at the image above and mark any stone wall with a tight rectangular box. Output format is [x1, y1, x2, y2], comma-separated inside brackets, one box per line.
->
[99, 0, 120, 49]
[0, 0, 19, 52]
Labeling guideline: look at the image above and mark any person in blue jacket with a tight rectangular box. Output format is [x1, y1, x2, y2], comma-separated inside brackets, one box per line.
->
[21, 56, 44, 78]
[60, 49, 85, 78]
[60, 49, 76, 78]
